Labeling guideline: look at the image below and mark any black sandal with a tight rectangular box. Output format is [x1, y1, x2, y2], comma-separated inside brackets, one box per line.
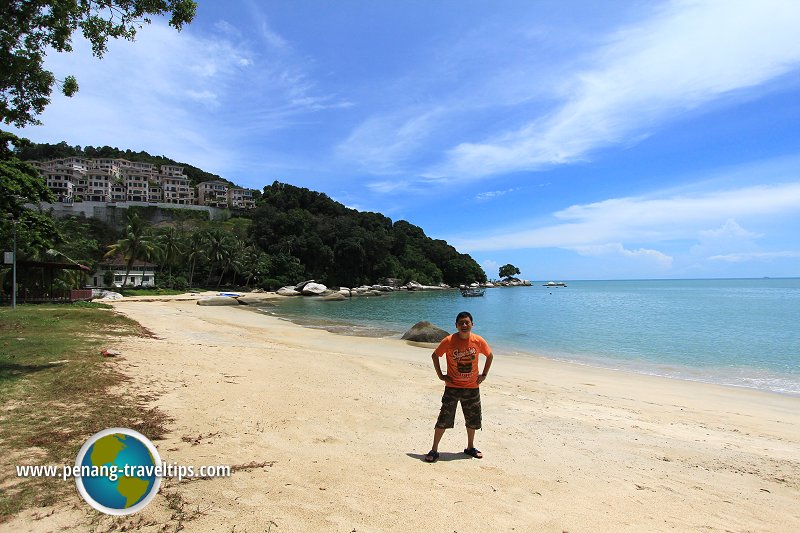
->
[424, 450, 439, 463]
[464, 447, 483, 459]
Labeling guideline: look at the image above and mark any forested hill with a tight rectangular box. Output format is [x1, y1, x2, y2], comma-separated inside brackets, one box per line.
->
[16, 141, 233, 188]
[14, 140, 486, 287]
[251, 182, 486, 287]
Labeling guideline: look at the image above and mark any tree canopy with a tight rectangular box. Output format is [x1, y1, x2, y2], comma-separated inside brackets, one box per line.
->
[251, 182, 487, 287]
[0, 131, 58, 251]
[499, 263, 521, 280]
[1, 0, 197, 127]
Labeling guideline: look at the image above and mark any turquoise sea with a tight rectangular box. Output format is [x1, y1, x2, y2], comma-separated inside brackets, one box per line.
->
[256, 279, 800, 396]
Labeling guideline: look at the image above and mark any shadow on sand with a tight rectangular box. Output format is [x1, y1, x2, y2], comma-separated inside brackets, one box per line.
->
[406, 452, 474, 463]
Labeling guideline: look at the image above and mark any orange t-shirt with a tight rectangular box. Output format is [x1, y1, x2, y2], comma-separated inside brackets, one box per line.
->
[434, 333, 492, 389]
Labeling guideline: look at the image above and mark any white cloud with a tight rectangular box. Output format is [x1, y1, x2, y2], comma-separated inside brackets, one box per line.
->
[432, 0, 800, 179]
[699, 218, 761, 240]
[481, 259, 499, 277]
[449, 182, 800, 252]
[475, 188, 516, 201]
[13, 17, 347, 176]
[710, 251, 800, 262]
[336, 108, 446, 175]
[571, 243, 673, 268]
[366, 180, 411, 194]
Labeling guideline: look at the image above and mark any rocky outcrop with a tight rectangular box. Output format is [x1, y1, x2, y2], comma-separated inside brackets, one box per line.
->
[401, 321, 450, 343]
[404, 281, 448, 291]
[492, 278, 532, 287]
[277, 287, 302, 296]
[197, 296, 242, 306]
[301, 282, 328, 295]
[322, 292, 347, 301]
[236, 293, 278, 305]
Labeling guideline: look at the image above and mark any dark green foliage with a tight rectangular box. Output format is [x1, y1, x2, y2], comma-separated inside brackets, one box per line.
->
[499, 263, 521, 279]
[0, 132, 59, 255]
[250, 181, 486, 287]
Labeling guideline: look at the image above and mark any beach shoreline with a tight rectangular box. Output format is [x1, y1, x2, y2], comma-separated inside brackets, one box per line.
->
[8, 293, 800, 531]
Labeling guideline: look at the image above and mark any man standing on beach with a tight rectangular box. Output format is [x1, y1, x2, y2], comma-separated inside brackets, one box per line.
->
[425, 311, 494, 463]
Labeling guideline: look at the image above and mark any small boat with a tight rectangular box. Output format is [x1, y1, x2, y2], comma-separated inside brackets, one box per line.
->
[542, 281, 567, 287]
[460, 287, 486, 297]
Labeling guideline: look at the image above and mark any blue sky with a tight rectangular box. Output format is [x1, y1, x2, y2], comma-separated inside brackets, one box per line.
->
[12, 0, 800, 280]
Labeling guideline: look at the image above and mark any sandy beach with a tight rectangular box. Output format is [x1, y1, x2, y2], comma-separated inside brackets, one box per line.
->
[8, 294, 800, 532]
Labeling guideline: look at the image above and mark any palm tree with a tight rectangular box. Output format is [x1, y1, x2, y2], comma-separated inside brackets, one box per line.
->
[186, 231, 206, 290]
[204, 229, 233, 288]
[157, 226, 184, 286]
[104, 213, 158, 287]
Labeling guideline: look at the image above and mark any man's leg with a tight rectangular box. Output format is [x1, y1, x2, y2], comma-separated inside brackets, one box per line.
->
[432, 427, 446, 452]
[462, 389, 483, 458]
[466, 427, 476, 450]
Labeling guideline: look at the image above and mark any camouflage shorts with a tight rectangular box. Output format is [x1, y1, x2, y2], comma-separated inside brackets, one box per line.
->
[435, 387, 481, 430]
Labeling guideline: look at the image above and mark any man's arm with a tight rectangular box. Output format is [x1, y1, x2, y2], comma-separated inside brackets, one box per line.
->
[477, 352, 493, 384]
[432, 352, 451, 382]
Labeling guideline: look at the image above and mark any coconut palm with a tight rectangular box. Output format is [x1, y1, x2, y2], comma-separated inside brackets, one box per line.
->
[104, 213, 158, 287]
[203, 228, 233, 288]
[157, 226, 184, 285]
[186, 230, 206, 290]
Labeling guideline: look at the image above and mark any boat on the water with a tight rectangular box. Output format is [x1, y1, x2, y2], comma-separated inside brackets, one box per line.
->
[543, 281, 567, 287]
[460, 287, 486, 297]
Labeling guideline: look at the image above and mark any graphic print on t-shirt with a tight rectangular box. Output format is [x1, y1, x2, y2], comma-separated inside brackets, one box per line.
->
[452, 347, 477, 376]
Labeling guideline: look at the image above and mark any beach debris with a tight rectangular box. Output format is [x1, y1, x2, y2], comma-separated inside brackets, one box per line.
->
[401, 321, 449, 343]
[95, 291, 124, 301]
[101, 348, 121, 357]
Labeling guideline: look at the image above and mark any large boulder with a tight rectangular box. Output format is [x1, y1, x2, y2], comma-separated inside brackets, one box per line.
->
[277, 286, 301, 296]
[294, 280, 315, 291]
[401, 321, 449, 343]
[301, 282, 328, 295]
[236, 293, 278, 305]
[322, 292, 347, 301]
[197, 296, 241, 306]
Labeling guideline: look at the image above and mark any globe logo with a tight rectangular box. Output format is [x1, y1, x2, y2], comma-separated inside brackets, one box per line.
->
[74, 428, 162, 515]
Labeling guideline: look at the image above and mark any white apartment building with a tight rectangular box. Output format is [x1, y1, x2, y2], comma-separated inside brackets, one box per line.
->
[228, 188, 256, 209]
[161, 176, 196, 205]
[85, 170, 114, 202]
[197, 180, 230, 208]
[30, 158, 255, 209]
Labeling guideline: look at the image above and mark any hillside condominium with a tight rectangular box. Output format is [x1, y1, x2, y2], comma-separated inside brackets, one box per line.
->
[29, 157, 256, 209]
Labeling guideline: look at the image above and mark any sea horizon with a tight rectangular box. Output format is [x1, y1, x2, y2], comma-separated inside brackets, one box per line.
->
[253, 278, 800, 397]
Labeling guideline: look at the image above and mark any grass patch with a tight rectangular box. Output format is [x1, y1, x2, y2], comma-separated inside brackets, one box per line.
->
[0, 303, 171, 522]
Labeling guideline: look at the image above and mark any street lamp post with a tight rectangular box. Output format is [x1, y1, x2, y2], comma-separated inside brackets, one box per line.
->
[12, 219, 17, 310]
